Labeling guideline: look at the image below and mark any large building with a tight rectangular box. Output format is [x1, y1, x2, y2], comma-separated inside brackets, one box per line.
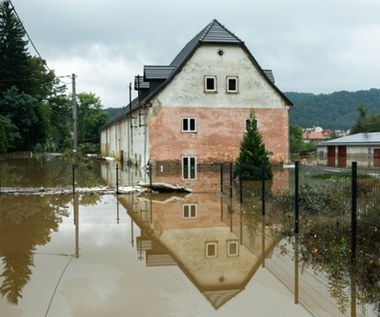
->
[101, 19, 292, 180]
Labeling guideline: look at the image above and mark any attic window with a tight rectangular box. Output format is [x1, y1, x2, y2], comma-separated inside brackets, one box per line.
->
[226, 76, 238, 93]
[204, 76, 217, 93]
[227, 240, 239, 257]
[205, 242, 218, 258]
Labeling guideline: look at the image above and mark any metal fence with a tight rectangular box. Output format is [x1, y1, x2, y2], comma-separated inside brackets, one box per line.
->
[220, 161, 380, 316]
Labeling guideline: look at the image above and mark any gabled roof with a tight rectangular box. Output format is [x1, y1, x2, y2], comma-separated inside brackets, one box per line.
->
[155, 19, 291, 106]
[319, 132, 380, 146]
[103, 19, 292, 128]
[170, 19, 243, 67]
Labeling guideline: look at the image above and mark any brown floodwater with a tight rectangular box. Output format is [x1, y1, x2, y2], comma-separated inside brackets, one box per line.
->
[0, 156, 378, 316]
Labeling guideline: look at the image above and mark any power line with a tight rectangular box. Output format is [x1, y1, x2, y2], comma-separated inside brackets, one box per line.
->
[7, 0, 68, 86]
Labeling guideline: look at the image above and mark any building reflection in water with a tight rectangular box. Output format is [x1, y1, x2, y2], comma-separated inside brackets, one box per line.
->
[119, 190, 278, 309]
[114, 164, 378, 316]
[115, 165, 284, 309]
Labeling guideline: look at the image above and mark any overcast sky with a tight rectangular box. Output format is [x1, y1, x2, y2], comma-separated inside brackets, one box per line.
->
[12, 0, 380, 108]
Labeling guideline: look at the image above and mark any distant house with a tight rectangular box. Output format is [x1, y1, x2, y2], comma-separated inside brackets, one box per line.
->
[100, 19, 292, 179]
[317, 132, 380, 168]
[302, 127, 331, 144]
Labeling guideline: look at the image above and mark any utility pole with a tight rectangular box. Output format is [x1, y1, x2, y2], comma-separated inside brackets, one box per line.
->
[72, 73, 77, 162]
[72, 73, 78, 193]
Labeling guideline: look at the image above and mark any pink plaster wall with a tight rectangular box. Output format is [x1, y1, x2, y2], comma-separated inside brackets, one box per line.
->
[149, 107, 289, 165]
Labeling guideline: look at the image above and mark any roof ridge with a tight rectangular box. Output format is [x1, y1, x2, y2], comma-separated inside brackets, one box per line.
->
[170, 19, 243, 67]
[198, 19, 217, 42]
[198, 19, 243, 44]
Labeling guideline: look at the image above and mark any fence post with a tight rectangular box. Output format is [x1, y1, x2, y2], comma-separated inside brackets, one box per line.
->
[149, 162, 153, 191]
[220, 163, 224, 193]
[116, 164, 119, 195]
[294, 161, 299, 234]
[72, 164, 76, 195]
[351, 161, 357, 262]
[261, 164, 266, 216]
[229, 162, 233, 199]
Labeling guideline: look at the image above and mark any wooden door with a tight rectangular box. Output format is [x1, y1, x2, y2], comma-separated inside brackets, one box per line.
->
[338, 146, 347, 167]
[327, 146, 335, 167]
[374, 149, 380, 167]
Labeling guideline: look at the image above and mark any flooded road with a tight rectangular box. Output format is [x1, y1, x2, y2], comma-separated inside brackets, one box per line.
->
[0, 156, 378, 316]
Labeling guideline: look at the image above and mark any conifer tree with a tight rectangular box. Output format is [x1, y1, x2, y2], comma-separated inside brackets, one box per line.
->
[0, 0, 30, 94]
[0, 0, 58, 151]
[235, 110, 272, 180]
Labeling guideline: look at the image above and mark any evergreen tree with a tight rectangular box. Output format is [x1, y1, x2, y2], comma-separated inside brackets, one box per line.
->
[235, 111, 272, 180]
[0, 0, 58, 151]
[0, 0, 30, 95]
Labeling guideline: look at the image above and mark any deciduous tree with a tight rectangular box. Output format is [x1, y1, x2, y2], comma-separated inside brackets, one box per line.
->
[351, 104, 380, 134]
[77, 92, 108, 148]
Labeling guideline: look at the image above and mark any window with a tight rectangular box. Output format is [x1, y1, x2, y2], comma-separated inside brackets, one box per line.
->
[226, 76, 238, 93]
[183, 204, 197, 219]
[182, 156, 197, 180]
[182, 117, 197, 132]
[245, 117, 259, 131]
[205, 242, 218, 258]
[204, 76, 217, 92]
[227, 241, 239, 256]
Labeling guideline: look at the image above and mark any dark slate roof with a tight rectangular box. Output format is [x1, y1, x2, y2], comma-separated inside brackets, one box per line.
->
[319, 132, 380, 146]
[103, 19, 292, 128]
[170, 19, 243, 67]
[144, 66, 176, 80]
[263, 70, 275, 84]
[134, 75, 150, 90]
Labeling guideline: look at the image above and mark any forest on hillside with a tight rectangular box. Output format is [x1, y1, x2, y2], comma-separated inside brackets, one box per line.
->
[286, 89, 380, 131]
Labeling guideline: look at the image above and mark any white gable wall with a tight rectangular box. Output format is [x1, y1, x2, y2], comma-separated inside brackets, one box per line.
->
[151, 45, 287, 109]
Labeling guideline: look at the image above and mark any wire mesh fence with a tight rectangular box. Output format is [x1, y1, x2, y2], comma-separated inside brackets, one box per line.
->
[220, 161, 380, 316]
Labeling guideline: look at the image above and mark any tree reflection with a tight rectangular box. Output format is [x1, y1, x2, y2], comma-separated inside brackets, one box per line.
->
[0, 155, 106, 188]
[0, 195, 70, 304]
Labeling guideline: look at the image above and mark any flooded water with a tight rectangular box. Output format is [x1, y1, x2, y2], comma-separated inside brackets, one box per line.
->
[0, 156, 378, 316]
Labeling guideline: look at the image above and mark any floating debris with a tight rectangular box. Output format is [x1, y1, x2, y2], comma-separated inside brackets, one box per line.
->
[137, 181, 192, 193]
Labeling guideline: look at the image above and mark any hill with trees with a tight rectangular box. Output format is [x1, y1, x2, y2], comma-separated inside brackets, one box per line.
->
[286, 89, 380, 131]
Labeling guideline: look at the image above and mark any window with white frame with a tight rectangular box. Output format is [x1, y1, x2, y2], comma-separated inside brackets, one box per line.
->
[227, 240, 239, 256]
[226, 76, 238, 93]
[205, 242, 218, 258]
[182, 156, 197, 180]
[245, 117, 259, 131]
[182, 117, 197, 132]
[204, 75, 217, 93]
[183, 204, 197, 219]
